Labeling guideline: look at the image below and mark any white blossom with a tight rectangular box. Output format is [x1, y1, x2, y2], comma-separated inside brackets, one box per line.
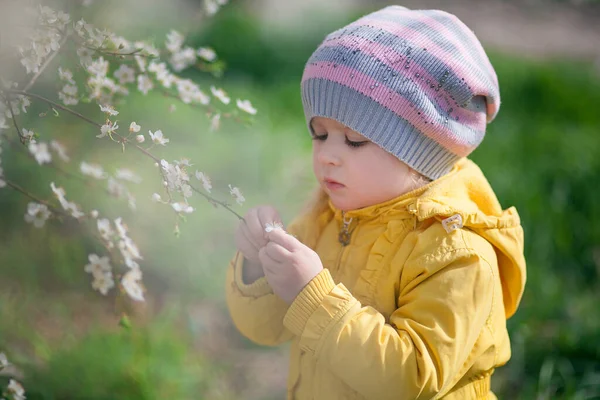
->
[97, 121, 118, 138]
[76, 47, 94, 66]
[236, 99, 257, 115]
[84, 253, 111, 276]
[50, 182, 84, 218]
[99, 104, 118, 116]
[115, 168, 142, 184]
[121, 267, 144, 301]
[7, 379, 25, 400]
[90, 209, 99, 218]
[87, 57, 109, 78]
[97, 218, 114, 244]
[195, 171, 212, 193]
[24, 202, 51, 228]
[175, 158, 193, 167]
[151, 193, 162, 202]
[91, 270, 115, 295]
[22, 128, 36, 143]
[58, 67, 75, 83]
[135, 134, 145, 143]
[59, 84, 79, 105]
[176, 79, 209, 105]
[129, 121, 141, 133]
[29, 142, 52, 165]
[169, 47, 197, 72]
[171, 202, 194, 213]
[114, 64, 135, 85]
[205, 0, 220, 16]
[0, 352, 9, 369]
[197, 47, 217, 62]
[137, 74, 153, 95]
[107, 177, 127, 197]
[50, 140, 70, 162]
[80, 161, 106, 179]
[165, 30, 184, 53]
[265, 221, 284, 232]
[211, 86, 230, 104]
[228, 184, 245, 205]
[149, 129, 169, 145]
[148, 62, 175, 88]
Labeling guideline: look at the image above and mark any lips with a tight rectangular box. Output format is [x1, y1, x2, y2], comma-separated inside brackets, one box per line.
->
[324, 177, 345, 190]
[324, 178, 342, 185]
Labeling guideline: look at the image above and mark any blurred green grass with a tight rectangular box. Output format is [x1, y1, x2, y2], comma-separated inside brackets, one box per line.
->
[1, 5, 599, 399]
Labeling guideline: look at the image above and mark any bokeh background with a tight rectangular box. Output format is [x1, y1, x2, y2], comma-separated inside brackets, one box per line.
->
[1, 0, 600, 398]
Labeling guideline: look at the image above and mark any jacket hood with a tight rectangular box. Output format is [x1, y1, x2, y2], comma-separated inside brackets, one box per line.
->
[409, 158, 526, 319]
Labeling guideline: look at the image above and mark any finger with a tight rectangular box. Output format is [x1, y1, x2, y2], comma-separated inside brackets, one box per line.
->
[263, 241, 292, 263]
[240, 220, 261, 251]
[235, 225, 260, 261]
[265, 228, 301, 252]
[258, 246, 279, 273]
[245, 208, 268, 248]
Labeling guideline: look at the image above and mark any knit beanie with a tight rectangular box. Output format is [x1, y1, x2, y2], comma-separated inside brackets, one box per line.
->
[301, 5, 500, 180]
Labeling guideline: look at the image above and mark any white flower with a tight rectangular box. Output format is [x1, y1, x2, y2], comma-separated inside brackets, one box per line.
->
[97, 121, 118, 138]
[84, 253, 111, 276]
[210, 86, 230, 104]
[205, 0, 219, 15]
[115, 168, 142, 184]
[169, 47, 197, 72]
[58, 67, 74, 83]
[165, 30, 184, 53]
[210, 113, 221, 131]
[90, 209, 99, 218]
[176, 79, 209, 105]
[80, 161, 106, 179]
[91, 270, 115, 295]
[151, 193, 162, 202]
[228, 184, 245, 205]
[50, 140, 70, 162]
[29, 142, 52, 165]
[97, 218, 114, 244]
[24, 202, 51, 228]
[195, 171, 212, 193]
[7, 379, 25, 400]
[113, 64, 135, 85]
[76, 47, 94, 66]
[0, 352, 9, 369]
[107, 177, 127, 197]
[129, 121, 141, 133]
[175, 158, 193, 167]
[127, 193, 136, 211]
[121, 267, 144, 301]
[99, 104, 119, 116]
[118, 236, 142, 268]
[59, 84, 79, 105]
[236, 99, 257, 115]
[149, 129, 169, 145]
[137, 74, 153, 95]
[135, 134, 145, 143]
[114, 217, 128, 239]
[22, 128, 36, 143]
[265, 221, 284, 232]
[87, 57, 109, 78]
[197, 47, 216, 62]
[171, 202, 194, 213]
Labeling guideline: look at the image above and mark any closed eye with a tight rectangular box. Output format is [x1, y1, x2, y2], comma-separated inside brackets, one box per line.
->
[311, 133, 369, 148]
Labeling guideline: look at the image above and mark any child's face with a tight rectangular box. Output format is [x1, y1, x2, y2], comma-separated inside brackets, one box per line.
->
[311, 117, 416, 211]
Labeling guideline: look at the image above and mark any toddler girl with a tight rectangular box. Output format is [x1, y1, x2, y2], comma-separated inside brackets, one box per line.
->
[226, 5, 526, 399]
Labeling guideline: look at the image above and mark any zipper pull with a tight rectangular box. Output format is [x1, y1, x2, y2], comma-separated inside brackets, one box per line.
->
[338, 211, 353, 246]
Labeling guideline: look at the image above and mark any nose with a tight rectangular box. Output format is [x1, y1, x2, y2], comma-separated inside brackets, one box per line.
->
[316, 142, 342, 166]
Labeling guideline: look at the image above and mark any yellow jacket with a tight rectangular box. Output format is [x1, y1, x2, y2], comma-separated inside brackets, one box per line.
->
[225, 158, 526, 400]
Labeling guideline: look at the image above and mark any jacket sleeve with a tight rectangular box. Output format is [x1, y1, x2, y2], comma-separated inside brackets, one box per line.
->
[225, 212, 315, 347]
[282, 227, 496, 400]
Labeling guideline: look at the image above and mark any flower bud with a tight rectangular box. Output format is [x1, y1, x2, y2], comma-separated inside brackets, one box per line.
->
[136, 134, 145, 143]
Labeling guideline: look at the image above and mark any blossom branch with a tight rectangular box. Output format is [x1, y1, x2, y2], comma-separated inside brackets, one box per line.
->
[6, 90, 247, 221]
[23, 32, 71, 92]
[2, 179, 71, 219]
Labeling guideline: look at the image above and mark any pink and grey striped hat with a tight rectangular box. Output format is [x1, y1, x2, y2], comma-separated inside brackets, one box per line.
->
[301, 5, 500, 180]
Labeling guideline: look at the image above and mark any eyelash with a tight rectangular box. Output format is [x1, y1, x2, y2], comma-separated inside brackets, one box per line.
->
[311, 133, 368, 148]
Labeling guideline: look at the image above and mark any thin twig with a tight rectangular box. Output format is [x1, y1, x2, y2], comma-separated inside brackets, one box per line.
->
[3, 94, 25, 142]
[3, 179, 71, 219]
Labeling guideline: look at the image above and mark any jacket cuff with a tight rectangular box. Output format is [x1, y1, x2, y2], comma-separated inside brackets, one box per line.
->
[233, 252, 273, 297]
[283, 269, 336, 336]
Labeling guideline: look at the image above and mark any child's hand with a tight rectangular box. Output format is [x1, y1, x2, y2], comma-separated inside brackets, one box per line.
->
[259, 228, 324, 304]
[235, 205, 282, 264]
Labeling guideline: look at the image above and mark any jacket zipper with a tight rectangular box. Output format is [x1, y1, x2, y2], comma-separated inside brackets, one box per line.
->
[334, 211, 356, 274]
